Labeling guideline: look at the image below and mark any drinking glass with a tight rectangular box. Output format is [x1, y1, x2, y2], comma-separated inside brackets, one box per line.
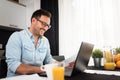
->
[103, 46, 115, 70]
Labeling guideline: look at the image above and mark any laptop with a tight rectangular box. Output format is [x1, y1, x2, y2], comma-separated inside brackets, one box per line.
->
[64, 41, 94, 77]
[38, 41, 94, 77]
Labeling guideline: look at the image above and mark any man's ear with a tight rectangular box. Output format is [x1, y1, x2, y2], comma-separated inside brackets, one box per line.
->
[31, 18, 37, 23]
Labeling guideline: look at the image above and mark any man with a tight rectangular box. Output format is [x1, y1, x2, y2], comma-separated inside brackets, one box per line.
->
[6, 9, 57, 77]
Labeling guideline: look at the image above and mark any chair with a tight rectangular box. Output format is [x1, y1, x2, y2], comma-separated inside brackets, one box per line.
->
[0, 57, 7, 78]
[0, 50, 4, 58]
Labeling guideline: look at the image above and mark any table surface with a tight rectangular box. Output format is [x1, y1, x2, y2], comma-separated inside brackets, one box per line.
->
[65, 72, 120, 80]
[1, 66, 120, 80]
[1, 72, 120, 80]
[65, 66, 120, 80]
[0, 74, 47, 80]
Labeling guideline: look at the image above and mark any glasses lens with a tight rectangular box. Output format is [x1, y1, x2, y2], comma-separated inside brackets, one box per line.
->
[36, 18, 51, 29]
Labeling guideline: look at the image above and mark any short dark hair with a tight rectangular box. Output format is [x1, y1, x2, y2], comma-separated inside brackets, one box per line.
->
[31, 9, 51, 22]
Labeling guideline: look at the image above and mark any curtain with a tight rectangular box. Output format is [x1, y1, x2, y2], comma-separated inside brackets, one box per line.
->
[41, 0, 59, 56]
[59, 0, 120, 58]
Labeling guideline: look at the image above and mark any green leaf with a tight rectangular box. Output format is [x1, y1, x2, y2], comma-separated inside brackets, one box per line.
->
[92, 49, 103, 58]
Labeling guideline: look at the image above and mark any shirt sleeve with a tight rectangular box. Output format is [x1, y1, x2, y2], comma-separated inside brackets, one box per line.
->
[43, 37, 56, 64]
[44, 48, 56, 64]
[6, 32, 22, 73]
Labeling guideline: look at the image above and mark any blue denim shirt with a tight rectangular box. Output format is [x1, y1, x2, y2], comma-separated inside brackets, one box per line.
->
[6, 28, 55, 77]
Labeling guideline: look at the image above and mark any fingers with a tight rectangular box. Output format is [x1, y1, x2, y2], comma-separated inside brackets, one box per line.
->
[65, 61, 75, 69]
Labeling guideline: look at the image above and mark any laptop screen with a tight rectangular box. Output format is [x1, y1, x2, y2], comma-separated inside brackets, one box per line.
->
[71, 42, 94, 76]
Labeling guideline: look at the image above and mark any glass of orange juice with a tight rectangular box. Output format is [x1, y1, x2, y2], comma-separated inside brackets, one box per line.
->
[52, 67, 64, 80]
[103, 46, 115, 70]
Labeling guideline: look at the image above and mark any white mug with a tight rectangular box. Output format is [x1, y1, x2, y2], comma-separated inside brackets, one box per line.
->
[41, 63, 58, 80]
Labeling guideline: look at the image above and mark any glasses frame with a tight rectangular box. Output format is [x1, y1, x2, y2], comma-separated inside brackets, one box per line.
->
[36, 18, 51, 29]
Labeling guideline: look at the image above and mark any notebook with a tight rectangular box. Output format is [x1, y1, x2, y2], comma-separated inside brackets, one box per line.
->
[38, 41, 94, 77]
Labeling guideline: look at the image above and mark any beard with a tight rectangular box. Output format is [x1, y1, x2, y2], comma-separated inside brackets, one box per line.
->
[36, 28, 46, 37]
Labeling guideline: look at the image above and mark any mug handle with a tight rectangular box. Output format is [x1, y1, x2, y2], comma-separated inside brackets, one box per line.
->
[40, 65, 45, 71]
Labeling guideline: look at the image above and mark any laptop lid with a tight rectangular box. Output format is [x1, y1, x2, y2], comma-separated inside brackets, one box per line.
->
[66, 41, 94, 77]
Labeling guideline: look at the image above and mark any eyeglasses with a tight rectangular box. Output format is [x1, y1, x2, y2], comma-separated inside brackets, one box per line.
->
[36, 18, 51, 29]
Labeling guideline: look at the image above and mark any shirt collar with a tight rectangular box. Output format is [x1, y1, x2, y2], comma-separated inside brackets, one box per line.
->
[25, 27, 42, 44]
[25, 27, 34, 43]
[26, 27, 33, 38]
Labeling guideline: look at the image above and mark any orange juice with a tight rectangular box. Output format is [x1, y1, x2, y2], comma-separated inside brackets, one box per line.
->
[104, 62, 115, 70]
[52, 67, 64, 80]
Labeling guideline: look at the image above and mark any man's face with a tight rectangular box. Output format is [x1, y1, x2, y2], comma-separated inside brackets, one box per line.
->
[32, 15, 51, 37]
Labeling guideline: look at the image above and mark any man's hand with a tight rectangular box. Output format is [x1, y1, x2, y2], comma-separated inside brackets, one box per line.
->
[65, 61, 75, 69]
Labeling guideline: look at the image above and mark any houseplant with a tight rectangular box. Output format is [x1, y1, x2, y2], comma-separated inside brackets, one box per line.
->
[92, 49, 103, 67]
[115, 47, 120, 54]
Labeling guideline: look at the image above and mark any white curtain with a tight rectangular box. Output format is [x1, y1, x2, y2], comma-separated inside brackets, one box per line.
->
[59, 0, 120, 58]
